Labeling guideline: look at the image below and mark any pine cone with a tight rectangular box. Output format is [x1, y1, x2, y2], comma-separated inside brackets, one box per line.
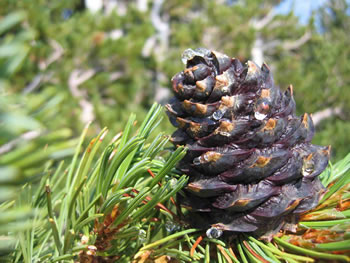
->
[166, 48, 330, 240]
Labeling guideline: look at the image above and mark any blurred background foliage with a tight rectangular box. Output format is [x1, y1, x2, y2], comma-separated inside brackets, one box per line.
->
[1, 0, 349, 160]
[1, 0, 349, 162]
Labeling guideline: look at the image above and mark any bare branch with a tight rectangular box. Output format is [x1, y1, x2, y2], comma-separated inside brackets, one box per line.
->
[39, 39, 64, 70]
[282, 31, 312, 50]
[261, 31, 312, 53]
[148, 0, 171, 102]
[250, 9, 275, 65]
[142, 36, 157, 57]
[68, 69, 97, 124]
[312, 107, 342, 126]
[151, 0, 168, 34]
[150, 0, 169, 60]
[251, 9, 275, 30]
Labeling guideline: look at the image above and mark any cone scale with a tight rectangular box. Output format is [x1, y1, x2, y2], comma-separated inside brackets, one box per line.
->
[166, 48, 330, 240]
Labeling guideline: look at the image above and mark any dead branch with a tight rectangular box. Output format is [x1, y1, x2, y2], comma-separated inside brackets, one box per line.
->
[312, 107, 342, 126]
[68, 69, 97, 124]
[282, 31, 312, 50]
[261, 31, 312, 52]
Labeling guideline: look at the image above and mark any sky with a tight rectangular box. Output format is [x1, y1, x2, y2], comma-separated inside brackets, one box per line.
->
[275, 0, 327, 24]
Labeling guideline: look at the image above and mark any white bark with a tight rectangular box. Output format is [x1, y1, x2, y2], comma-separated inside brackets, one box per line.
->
[282, 31, 312, 50]
[250, 10, 275, 66]
[251, 34, 264, 66]
[250, 9, 311, 65]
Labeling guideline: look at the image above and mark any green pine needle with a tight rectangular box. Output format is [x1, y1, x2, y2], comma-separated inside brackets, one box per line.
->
[2, 103, 350, 262]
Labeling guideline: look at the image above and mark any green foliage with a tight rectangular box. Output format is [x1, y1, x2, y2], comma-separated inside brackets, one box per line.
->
[2, 0, 349, 159]
[0, 11, 35, 82]
[1, 103, 190, 262]
[273, 0, 350, 161]
[2, 103, 350, 262]
[0, 13, 76, 257]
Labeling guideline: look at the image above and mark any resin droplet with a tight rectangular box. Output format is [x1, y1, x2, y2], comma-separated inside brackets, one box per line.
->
[169, 178, 178, 188]
[138, 229, 147, 244]
[165, 220, 181, 233]
[219, 131, 231, 137]
[213, 110, 224, 120]
[302, 166, 314, 176]
[193, 157, 201, 165]
[206, 227, 223, 239]
[255, 111, 267, 120]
